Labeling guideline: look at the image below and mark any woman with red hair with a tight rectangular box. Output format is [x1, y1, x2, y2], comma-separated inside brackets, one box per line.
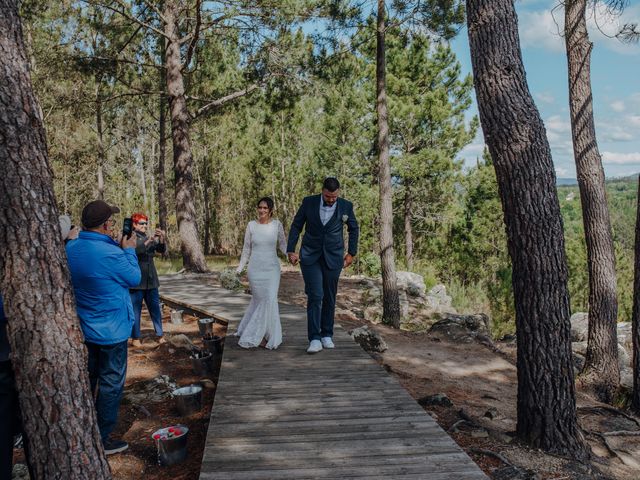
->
[129, 213, 166, 347]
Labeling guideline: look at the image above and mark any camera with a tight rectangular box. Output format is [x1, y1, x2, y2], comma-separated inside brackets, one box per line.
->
[122, 217, 133, 239]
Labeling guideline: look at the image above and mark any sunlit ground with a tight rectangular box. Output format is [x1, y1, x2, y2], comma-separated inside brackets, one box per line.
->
[155, 255, 235, 274]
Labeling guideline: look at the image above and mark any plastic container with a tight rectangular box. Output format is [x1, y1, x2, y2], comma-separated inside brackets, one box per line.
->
[170, 309, 184, 324]
[173, 385, 202, 416]
[198, 317, 215, 336]
[202, 334, 224, 355]
[152, 425, 189, 466]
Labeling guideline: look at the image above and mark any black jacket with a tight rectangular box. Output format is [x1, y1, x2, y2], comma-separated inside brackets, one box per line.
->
[131, 231, 166, 290]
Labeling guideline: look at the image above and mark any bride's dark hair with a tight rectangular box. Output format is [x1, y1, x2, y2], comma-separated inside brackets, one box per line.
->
[257, 197, 274, 217]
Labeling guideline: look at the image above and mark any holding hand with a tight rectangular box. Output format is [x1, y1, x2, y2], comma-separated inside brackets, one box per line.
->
[121, 232, 137, 249]
[343, 253, 354, 268]
[287, 252, 299, 265]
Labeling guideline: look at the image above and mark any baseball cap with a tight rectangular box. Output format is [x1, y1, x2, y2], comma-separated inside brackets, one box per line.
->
[81, 200, 120, 228]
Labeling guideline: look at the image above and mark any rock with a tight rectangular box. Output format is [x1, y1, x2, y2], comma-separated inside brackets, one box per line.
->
[12, 463, 29, 480]
[417, 393, 453, 408]
[621, 366, 633, 388]
[123, 375, 177, 404]
[571, 340, 587, 357]
[618, 321, 632, 353]
[362, 286, 381, 303]
[570, 312, 589, 342]
[399, 290, 410, 318]
[619, 342, 631, 370]
[426, 284, 452, 308]
[500, 333, 516, 343]
[168, 334, 195, 351]
[364, 305, 383, 324]
[483, 407, 499, 420]
[427, 314, 490, 344]
[350, 325, 388, 352]
[488, 429, 513, 443]
[220, 268, 243, 291]
[396, 271, 426, 297]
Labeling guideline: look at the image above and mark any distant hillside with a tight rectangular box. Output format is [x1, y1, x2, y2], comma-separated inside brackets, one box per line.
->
[557, 178, 577, 186]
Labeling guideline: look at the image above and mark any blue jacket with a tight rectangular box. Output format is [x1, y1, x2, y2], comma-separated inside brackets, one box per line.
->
[287, 194, 359, 270]
[66, 231, 141, 345]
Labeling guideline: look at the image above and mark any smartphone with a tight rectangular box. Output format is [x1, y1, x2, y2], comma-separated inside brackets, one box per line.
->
[122, 217, 133, 239]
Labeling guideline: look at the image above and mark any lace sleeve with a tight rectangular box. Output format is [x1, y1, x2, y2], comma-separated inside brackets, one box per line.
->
[277, 220, 287, 257]
[236, 222, 252, 273]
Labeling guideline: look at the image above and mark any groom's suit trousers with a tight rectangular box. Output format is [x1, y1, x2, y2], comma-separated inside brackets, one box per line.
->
[301, 255, 341, 341]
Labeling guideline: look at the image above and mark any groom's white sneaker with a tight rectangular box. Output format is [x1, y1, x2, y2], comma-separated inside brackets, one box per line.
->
[321, 337, 335, 349]
[307, 339, 323, 354]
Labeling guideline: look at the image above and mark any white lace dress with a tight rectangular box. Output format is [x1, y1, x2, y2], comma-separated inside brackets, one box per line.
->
[235, 219, 287, 349]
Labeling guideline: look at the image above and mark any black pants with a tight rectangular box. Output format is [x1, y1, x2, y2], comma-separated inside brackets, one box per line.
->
[0, 360, 21, 479]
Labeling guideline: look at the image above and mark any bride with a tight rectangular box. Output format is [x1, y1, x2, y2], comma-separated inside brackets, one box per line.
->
[235, 197, 287, 349]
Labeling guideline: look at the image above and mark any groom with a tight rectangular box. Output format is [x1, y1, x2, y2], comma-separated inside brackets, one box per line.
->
[287, 177, 359, 353]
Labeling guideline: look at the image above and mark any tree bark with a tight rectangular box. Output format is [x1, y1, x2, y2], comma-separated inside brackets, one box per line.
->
[0, 1, 111, 477]
[96, 85, 106, 200]
[164, 0, 207, 272]
[157, 48, 169, 256]
[404, 182, 414, 271]
[632, 176, 640, 413]
[376, 0, 401, 328]
[467, 0, 588, 460]
[565, 0, 619, 403]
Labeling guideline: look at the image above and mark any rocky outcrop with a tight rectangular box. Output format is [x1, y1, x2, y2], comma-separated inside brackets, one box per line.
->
[350, 325, 388, 352]
[396, 271, 426, 297]
[427, 314, 491, 344]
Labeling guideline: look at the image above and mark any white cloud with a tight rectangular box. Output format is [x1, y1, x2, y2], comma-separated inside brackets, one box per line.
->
[518, 9, 564, 53]
[598, 124, 635, 142]
[610, 100, 625, 112]
[536, 92, 556, 104]
[556, 166, 569, 176]
[517, 2, 640, 55]
[629, 115, 640, 128]
[602, 151, 640, 164]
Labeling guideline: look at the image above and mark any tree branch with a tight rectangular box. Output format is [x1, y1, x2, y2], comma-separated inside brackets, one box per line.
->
[182, 0, 202, 71]
[191, 84, 260, 120]
[82, 0, 169, 40]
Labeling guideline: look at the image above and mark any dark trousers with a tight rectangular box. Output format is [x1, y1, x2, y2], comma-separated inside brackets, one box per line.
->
[301, 257, 341, 341]
[130, 288, 163, 338]
[86, 341, 128, 442]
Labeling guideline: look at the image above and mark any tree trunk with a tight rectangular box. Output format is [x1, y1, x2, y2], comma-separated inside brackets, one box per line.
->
[632, 176, 640, 413]
[164, 1, 207, 272]
[157, 55, 169, 256]
[0, 2, 111, 477]
[376, 0, 401, 328]
[467, 0, 588, 460]
[96, 87, 105, 200]
[565, 0, 619, 403]
[404, 182, 414, 271]
[202, 151, 212, 255]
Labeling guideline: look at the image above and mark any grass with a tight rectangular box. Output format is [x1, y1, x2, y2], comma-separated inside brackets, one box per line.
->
[155, 255, 237, 275]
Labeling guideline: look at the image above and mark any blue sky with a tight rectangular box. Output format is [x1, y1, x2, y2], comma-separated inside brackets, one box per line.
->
[451, 0, 640, 178]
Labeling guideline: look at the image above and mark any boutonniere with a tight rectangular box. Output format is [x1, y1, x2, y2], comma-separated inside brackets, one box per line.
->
[342, 214, 349, 223]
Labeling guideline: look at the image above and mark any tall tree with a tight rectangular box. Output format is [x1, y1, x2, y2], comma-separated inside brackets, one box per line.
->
[467, 0, 587, 459]
[376, 0, 401, 328]
[564, 0, 619, 403]
[0, 0, 111, 477]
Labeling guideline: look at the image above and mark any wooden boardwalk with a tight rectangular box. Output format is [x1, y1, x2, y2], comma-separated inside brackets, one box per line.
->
[159, 274, 487, 480]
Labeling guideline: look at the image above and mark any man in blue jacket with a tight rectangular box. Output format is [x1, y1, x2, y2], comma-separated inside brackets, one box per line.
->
[66, 200, 140, 455]
[287, 178, 359, 353]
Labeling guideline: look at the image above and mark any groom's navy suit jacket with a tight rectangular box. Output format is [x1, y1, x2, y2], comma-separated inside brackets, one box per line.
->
[287, 194, 359, 270]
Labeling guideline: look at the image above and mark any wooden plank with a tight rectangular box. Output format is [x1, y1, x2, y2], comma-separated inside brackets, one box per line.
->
[158, 275, 487, 479]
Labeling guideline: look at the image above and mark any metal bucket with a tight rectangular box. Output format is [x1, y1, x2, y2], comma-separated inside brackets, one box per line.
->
[190, 351, 213, 376]
[152, 425, 189, 466]
[170, 309, 183, 324]
[198, 317, 215, 336]
[202, 334, 224, 355]
[173, 385, 202, 416]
